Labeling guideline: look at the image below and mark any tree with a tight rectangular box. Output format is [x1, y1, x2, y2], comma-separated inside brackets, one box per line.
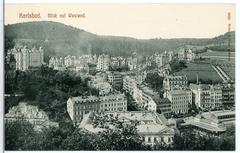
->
[61, 129, 96, 150]
[92, 114, 149, 150]
[171, 128, 235, 151]
[5, 120, 35, 150]
[145, 72, 164, 92]
[170, 60, 187, 73]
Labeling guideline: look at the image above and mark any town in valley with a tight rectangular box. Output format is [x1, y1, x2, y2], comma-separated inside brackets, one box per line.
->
[4, 22, 235, 151]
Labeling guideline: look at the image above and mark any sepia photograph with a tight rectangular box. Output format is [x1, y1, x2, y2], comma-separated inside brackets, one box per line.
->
[3, 2, 236, 151]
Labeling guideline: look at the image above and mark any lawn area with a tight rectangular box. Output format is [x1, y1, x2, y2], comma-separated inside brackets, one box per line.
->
[201, 50, 235, 58]
[221, 66, 235, 81]
[174, 62, 223, 83]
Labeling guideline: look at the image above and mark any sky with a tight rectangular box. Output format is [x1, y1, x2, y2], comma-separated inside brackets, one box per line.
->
[5, 3, 236, 39]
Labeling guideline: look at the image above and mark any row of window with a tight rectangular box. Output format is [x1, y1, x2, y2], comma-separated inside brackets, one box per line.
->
[172, 96, 191, 100]
[101, 98, 124, 101]
[217, 114, 235, 119]
[173, 110, 188, 113]
[144, 136, 172, 143]
[172, 105, 188, 109]
[75, 104, 98, 110]
[172, 100, 190, 104]
[104, 107, 126, 111]
[100, 102, 126, 108]
[75, 101, 126, 109]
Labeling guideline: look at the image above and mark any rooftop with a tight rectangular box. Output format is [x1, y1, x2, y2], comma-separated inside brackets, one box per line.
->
[79, 111, 174, 135]
[169, 88, 191, 94]
[189, 83, 222, 90]
[202, 110, 235, 118]
[138, 84, 158, 97]
[184, 117, 226, 132]
[71, 96, 99, 103]
[70, 93, 126, 104]
[165, 75, 187, 80]
[154, 98, 171, 105]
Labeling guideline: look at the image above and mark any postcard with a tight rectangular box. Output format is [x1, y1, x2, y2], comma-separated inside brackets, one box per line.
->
[3, 2, 236, 151]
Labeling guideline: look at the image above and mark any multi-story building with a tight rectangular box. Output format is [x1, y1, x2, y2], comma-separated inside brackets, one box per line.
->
[178, 48, 196, 61]
[110, 56, 127, 68]
[201, 110, 235, 126]
[64, 55, 76, 67]
[155, 51, 173, 67]
[49, 56, 66, 71]
[155, 98, 172, 118]
[124, 76, 170, 113]
[79, 111, 175, 146]
[6, 54, 16, 73]
[49, 57, 63, 68]
[89, 75, 113, 96]
[99, 94, 127, 112]
[67, 96, 100, 124]
[145, 57, 152, 66]
[158, 64, 171, 77]
[97, 54, 110, 71]
[75, 64, 89, 73]
[49, 54, 97, 72]
[221, 83, 235, 106]
[74, 54, 97, 66]
[127, 55, 138, 70]
[177, 49, 185, 60]
[9, 46, 44, 71]
[48, 57, 56, 68]
[132, 85, 157, 111]
[67, 93, 127, 124]
[107, 71, 123, 90]
[190, 83, 222, 109]
[135, 71, 147, 84]
[163, 75, 188, 91]
[88, 63, 97, 75]
[165, 88, 192, 114]
[123, 75, 140, 95]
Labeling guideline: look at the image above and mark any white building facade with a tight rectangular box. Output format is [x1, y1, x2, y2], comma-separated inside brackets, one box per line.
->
[190, 84, 222, 109]
[165, 88, 192, 114]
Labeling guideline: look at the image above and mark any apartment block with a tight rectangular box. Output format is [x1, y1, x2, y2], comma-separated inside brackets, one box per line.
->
[67, 93, 127, 124]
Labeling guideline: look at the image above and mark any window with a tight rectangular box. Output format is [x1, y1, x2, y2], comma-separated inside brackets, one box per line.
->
[154, 137, 157, 142]
[148, 137, 151, 142]
[168, 137, 171, 143]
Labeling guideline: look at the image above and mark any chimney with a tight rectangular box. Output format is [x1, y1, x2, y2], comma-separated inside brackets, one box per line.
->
[197, 72, 199, 85]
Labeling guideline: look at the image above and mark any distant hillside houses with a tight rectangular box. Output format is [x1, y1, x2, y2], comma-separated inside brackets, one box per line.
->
[110, 56, 127, 69]
[49, 53, 135, 72]
[178, 48, 200, 61]
[49, 54, 97, 72]
[154, 51, 173, 67]
[7, 45, 44, 71]
[96, 54, 110, 71]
